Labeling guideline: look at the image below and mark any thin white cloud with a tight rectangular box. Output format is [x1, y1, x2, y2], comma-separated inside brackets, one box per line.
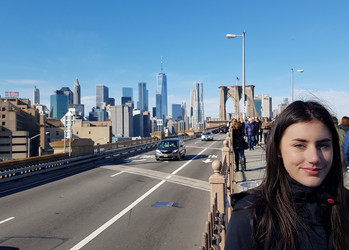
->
[294, 89, 349, 118]
[81, 96, 95, 114]
[1, 79, 50, 85]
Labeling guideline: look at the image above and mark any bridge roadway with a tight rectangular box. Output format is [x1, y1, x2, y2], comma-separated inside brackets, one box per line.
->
[0, 134, 227, 250]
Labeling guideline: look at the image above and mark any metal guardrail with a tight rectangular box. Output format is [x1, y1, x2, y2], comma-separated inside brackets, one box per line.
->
[0, 140, 159, 183]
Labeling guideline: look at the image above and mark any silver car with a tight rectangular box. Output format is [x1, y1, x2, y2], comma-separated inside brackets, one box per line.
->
[155, 138, 186, 160]
[201, 130, 213, 141]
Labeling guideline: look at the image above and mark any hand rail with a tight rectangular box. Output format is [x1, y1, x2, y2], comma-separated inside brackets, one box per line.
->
[0, 140, 159, 183]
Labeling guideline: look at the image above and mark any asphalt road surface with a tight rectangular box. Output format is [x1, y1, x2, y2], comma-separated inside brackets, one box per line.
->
[0, 134, 226, 250]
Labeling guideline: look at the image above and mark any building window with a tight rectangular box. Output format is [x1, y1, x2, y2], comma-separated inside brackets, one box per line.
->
[76, 131, 79, 135]
[89, 131, 91, 134]
[1, 114, 4, 118]
[56, 131, 59, 136]
[2, 122, 5, 126]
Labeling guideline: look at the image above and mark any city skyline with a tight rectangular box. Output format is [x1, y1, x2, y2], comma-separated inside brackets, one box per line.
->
[0, 1, 348, 119]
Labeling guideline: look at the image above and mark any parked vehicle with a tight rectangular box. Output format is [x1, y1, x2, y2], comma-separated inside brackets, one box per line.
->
[155, 138, 186, 160]
[201, 130, 214, 141]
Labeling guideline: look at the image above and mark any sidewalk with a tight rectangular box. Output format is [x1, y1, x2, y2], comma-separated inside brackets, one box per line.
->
[234, 145, 266, 191]
[235, 144, 349, 190]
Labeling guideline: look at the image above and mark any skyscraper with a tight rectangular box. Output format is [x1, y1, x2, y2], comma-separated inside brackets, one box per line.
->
[122, 87, 133, 100]
[172, 104, 182, 121]
[156, 92, 162, 120]
[50, 90, 68, 119]
[96, 85, 109, 109]
[137, 82, 148, 112]
[191, 82, 204, 131]
[255, 94, 272, 118]
[181, 101, 189, 130]
[60, 87, 73, 105]
[156, 58, 167, 121]
[33, 86, 40, 105]
[157, 73, 167, 119]
[73, 79, 81, 104]
[110, 105, 133, 138]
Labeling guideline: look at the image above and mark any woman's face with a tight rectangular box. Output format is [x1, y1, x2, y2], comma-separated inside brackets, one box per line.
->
[279, 120, 333, 187]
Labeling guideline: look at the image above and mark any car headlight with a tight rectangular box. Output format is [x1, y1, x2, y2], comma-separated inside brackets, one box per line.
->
[172, 149, 178, 153]
[156, 149, 162, 154]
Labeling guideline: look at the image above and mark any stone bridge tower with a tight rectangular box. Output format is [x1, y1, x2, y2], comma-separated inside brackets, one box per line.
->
[219, 85, 257, 120]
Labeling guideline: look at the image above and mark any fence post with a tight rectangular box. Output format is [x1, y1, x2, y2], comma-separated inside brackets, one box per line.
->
[209, 160, 227, 249]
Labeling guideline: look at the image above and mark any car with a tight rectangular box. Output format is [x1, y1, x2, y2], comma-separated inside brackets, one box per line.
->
[201, 130, 213, 141]
[155, 138, 186, 161]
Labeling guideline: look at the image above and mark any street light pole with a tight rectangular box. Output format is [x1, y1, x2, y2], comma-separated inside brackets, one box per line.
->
[27, 132, 50, 157]
[291, 68, 304, 103]
[226, 31, 246, 119]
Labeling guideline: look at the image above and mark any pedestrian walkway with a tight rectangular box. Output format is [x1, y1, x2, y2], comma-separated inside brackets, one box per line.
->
[234, 145, 266, 191]
[235, 144, 349, 190]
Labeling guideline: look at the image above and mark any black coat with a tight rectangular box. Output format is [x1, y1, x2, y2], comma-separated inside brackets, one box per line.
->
[233, 128, 246, 150]
[225, 179, 348, 250]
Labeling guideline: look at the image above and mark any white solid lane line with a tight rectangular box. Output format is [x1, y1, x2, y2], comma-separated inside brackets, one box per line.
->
[110, 172, 124, 177]
[0, 217, 15, 225]
[70, 180, 166, 250]
[70, 148, 207, 250]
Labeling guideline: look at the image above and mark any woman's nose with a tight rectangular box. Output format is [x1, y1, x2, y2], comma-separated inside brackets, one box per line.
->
[305, 146, 321, 164]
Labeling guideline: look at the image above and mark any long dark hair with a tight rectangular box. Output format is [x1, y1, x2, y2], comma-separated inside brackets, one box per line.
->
[251, 101, 349, 249]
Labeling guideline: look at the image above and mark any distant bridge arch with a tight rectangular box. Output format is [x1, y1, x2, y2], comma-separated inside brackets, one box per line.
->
[219, 85, 257, 120]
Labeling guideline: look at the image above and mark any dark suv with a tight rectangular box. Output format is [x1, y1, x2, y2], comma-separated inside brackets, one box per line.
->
[155, 138, 186, 160]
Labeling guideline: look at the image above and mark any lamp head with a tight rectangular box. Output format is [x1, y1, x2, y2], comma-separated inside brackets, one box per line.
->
[226, 34, 237, 39]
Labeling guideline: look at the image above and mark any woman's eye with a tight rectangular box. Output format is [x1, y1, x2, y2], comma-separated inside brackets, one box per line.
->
[319, 143, 331, 149]
[294, 144, 305, 148]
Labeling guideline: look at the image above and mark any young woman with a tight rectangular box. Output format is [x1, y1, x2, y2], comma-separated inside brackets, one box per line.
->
[225, 101, 349, 250]
[232, 119, 247, 171]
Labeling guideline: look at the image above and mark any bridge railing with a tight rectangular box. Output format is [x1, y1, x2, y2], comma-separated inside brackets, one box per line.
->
[201, 125, 240, 249]
[0, 137, 159, 183]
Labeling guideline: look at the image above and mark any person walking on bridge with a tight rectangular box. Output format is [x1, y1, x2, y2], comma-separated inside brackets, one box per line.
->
[343, 130, 349, 173]
[244, 118, 256, 150]
[225, 101, 349, 250]
[261, 117, 272, 146]
[232, 119, 246, 171]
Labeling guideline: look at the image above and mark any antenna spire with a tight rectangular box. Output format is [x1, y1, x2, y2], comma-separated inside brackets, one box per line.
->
[161, 56, 163, 73]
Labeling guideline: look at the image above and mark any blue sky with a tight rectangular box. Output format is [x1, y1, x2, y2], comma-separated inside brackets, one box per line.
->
[0, 0, 348, 119]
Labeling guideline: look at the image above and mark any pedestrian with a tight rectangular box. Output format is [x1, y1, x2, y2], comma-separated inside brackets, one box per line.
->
[343, 130, 349, 172]
[260, 117, 272, 146]
[333, 116, 346, 170]
[238, 118, 245, 132]
[225, 101, 349, 250]
[254, 117, 262, 145]
[232, 119, 247, 171]
[244, 118, 256, 150]
[339, 116, 349, 132]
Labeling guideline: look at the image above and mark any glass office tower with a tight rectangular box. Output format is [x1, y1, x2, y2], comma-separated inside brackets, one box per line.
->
[137, 82, 148, 112]
[73, 79, 81, 105]
[156, 73, 167, 120]
[191, 82, 204, 131]
[33, 86, 40, 105]
[172, 104, 182, 121]
[122, 87, 133, 100]
[96, 85, 109, 108]
[50, 90, 68, 119]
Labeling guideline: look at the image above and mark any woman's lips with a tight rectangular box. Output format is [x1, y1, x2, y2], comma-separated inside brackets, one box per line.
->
[302, 168, 321, 175]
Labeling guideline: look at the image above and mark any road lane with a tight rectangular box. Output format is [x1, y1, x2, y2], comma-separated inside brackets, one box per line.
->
[0, 134, 226, 249]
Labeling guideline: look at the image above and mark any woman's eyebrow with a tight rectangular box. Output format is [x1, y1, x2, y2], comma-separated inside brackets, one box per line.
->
[291, 138, 332, 142]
